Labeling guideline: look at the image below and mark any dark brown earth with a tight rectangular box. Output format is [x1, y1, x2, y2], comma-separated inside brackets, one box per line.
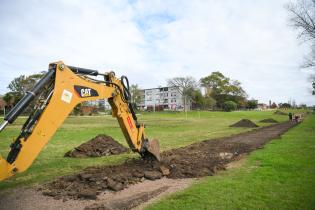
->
[64, 135, 129, 158]
[274, 110, 287, 115]
[41, 121, 296, 202]
[229, 119, 259, 128]
[259, 118, 279, 123]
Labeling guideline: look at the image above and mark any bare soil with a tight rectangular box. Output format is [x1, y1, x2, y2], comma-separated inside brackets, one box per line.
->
[0, 178, 193, 210]
[259, 118, 279, 123]
[64, 135, 129, 158]
[41, 121, 295, 201]
[0, 121, 297, 210]
[229, 119, 259, 128]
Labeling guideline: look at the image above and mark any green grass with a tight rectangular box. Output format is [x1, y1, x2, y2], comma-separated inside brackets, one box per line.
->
[0, 110, 295, 190]
[146, 113, 315, 210]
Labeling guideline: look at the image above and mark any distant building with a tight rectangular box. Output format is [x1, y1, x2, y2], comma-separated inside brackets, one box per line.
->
[257, 103, 268, 110]
[139, 86, 185, 111]
[78, 86, 186, 112]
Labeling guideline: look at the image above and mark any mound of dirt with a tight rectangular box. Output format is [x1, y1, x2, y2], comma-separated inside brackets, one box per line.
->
[64, 135, 129, 158]
[41, 121, 295, 201]
[229, 119, 259, 128]
[43, 141, 248, 200]
[274, 110, 287, 115]
[259, 118, 279, 123]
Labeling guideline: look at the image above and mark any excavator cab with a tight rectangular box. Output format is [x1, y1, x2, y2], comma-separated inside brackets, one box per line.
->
[0, 61, 160, 181]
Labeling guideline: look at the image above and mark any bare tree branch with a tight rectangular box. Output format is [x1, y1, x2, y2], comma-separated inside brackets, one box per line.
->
[286, 0, 315, 69]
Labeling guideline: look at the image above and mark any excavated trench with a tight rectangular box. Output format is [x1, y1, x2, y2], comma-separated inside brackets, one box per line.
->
[40, 121, 297, 202]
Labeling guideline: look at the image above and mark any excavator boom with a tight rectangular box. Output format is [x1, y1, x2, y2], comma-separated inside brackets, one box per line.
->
[0, 61, 160, 181]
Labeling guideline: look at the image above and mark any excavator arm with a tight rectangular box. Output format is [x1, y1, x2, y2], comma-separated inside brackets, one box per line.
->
[0, 61, 160, 181]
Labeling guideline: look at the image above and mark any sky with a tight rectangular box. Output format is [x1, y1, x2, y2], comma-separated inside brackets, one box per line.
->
[0, 0, 314, 105]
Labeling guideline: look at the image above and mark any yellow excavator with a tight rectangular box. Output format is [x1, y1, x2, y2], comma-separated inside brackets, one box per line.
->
[0, 61, 160, 181]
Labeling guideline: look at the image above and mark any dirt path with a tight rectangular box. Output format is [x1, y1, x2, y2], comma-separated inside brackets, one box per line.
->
[0, 121, 297, 210]
[0, 178, 193, 210]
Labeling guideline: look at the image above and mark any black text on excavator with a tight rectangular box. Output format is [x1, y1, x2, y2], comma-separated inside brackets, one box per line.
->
[0, 61, 161, 181]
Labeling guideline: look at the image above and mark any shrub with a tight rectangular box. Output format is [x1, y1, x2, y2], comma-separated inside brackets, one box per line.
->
[223, 101, 237, 112]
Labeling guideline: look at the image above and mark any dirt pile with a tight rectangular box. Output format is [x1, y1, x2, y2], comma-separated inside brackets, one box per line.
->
[229, 119, 258, 128]
[259, 118, 279, 123]
[274, 110, 287, 115]
[41, 121, 295, 201]
[64, 135, 128, 158]
[42, 141, 249, 200]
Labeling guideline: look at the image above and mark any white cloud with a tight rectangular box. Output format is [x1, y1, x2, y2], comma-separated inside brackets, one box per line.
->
[0, 0, 314, 105]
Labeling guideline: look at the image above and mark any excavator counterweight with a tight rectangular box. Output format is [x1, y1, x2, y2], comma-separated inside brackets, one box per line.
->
[0, 61, 160, 181]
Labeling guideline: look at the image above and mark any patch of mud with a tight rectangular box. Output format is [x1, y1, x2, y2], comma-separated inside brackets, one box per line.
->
[274, 110, 287, 115]
[259, 118, 279, 123]
[41, 121, 295, 202]
[64, 135, 129, 158]
[229, 119, 258, 128]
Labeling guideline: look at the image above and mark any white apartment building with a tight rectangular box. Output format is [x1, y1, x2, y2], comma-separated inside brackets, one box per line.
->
[84, 86, 186, 111]
[139, 86, 184, 110]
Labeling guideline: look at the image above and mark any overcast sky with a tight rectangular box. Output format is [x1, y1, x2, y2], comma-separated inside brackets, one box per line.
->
[0, 0, 314, 105]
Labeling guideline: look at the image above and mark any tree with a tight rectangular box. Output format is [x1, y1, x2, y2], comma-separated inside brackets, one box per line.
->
[191, 90, 216, 110]
[200, 71, 247, 108]
[7, 72, 45, 103]
[271, 102, 278, 109]
[246, 99, 258, 109]
[279, 103, 292, 109]
[287, 0, 315, 94]
[192, 90, 204, 109]
[2, 92, 15, 108]
[130, 84, 141, 104]
[167, 76, 198, 111]
[200, 72, 229, 95]
[223, 101, 237, 112]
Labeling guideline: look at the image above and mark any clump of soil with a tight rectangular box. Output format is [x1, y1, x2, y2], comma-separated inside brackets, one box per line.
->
[229, 119, 259, 128]
[259, 118, 279, 123]
[64, 135, 129, 158]
[42, 141, 248, 200]
[274, 110, 287, 115]
[41, 121, 295, 201]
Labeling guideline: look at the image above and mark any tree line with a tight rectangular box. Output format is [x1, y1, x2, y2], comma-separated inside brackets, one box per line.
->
[2, 70, 257, 112]
[130, 71, 258, 112]
[166, 71, 256, 111]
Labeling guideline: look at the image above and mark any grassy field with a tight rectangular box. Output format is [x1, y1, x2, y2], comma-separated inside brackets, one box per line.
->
[0, 110, 293, 190]
[146, 113, 315, 210]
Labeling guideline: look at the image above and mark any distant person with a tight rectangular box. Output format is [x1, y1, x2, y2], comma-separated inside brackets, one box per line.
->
[288, 112, 293, 121]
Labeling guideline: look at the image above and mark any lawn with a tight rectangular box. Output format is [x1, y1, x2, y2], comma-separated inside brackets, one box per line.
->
[0, 110, 292, 190]
[146, 113, 315, 209]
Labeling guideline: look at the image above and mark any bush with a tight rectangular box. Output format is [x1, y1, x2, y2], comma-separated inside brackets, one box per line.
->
[223, 101, 237, 112]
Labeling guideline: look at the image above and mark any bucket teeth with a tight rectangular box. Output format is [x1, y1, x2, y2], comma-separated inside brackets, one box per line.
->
[144, 139, 161, 161]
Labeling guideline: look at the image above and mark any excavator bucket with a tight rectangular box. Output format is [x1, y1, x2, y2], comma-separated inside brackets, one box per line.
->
[145, 139, 161, 161]
[0, 155, 11, 181]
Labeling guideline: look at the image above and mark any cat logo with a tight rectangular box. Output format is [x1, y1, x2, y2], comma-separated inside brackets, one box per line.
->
[74, 85, 99, 98]
[81, 88, 91, 97]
